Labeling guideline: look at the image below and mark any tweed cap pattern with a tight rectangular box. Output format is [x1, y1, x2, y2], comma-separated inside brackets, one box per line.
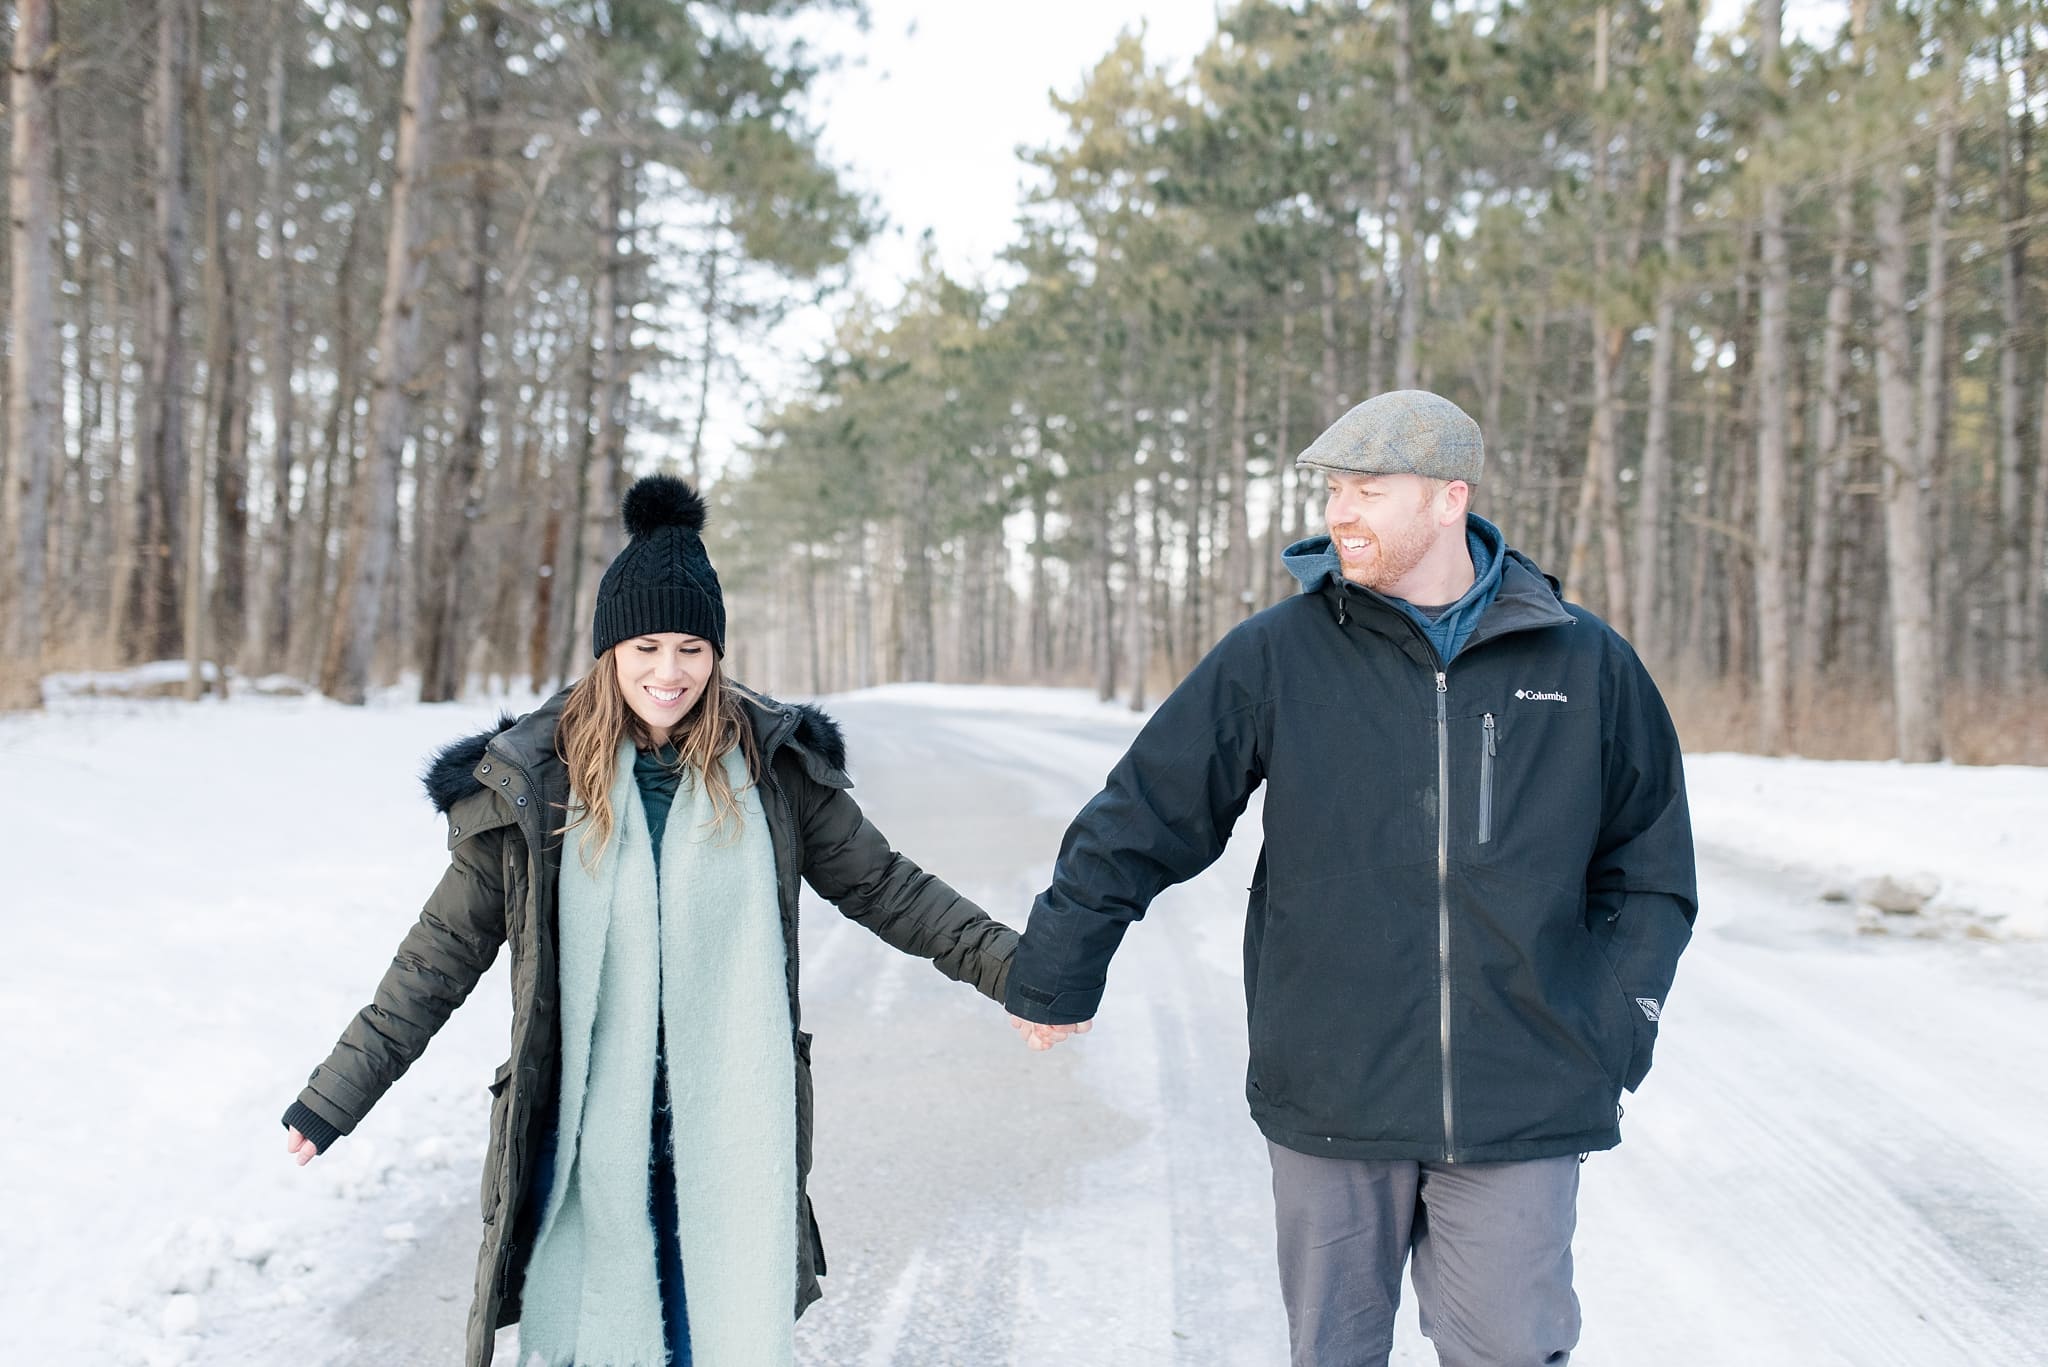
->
[591, 475, 726, 657]
[1295, 389, 1484, 484]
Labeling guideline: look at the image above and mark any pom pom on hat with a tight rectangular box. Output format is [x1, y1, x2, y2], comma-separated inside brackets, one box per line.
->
[621, 474, 707, 539]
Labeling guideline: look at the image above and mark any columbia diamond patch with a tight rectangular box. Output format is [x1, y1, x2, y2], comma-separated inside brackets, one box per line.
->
[1635, 997, 1662, 1022]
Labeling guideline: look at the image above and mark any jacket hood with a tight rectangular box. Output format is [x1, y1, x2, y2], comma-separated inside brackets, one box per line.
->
[420, 685, 848, 814]
[1283, 512, 1514, 596]
[422, 712, 525, 813]
[1282, 515, 1567, 620]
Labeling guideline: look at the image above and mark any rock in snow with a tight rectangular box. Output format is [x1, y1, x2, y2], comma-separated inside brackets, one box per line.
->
[1858, 872, 1942, 916]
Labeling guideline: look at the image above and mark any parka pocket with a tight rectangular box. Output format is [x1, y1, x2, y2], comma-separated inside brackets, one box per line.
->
[1477, 712, 1497, 845]
[481, 1059, 515, 1222]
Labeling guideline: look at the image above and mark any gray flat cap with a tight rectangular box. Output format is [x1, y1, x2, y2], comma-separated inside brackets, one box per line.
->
[1295, 389, 1483, 484]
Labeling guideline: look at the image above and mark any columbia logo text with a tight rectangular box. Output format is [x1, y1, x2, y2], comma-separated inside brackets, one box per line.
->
[1514, 689, 1569, 703]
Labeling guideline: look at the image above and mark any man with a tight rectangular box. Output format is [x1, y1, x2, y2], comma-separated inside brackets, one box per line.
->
[1004, 389, 1696, 1367]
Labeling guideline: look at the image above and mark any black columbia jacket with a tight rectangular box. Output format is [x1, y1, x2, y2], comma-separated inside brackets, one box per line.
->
[1005, 526, 1697, 1163]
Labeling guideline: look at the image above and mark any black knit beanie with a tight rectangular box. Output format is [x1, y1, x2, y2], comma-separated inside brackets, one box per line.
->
[591, 475, 726, 657]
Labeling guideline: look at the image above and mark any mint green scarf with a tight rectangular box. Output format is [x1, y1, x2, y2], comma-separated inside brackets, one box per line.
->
[520, 741, 795, 1367]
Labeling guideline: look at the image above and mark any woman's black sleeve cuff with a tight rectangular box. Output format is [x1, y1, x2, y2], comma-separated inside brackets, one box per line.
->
[282, 1100, 343, 1154]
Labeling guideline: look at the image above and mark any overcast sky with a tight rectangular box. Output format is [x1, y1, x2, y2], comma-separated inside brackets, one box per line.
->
[686, 1, 1849, 470]
[799, 0, 1221, 302]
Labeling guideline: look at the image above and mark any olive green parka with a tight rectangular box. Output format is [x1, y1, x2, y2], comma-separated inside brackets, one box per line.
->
[284, 685, 1017, 1366]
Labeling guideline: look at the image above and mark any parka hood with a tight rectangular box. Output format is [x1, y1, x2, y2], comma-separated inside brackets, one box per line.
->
[420, 685, 849, 814]
[422, 712, 524, 813]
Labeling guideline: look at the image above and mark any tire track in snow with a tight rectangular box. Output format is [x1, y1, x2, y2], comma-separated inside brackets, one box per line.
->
[1579, 849, 2046, 1365]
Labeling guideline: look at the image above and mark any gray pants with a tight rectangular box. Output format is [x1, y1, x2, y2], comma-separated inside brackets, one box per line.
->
[1267, 1142, 1581, 1367]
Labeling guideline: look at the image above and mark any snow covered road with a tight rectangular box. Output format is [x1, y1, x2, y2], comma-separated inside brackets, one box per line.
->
[4, 685, 2044, 1365]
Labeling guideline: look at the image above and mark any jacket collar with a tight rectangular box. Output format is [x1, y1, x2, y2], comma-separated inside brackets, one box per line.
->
[1279, 521, 1574, 653]
[732, 684, 853, 791]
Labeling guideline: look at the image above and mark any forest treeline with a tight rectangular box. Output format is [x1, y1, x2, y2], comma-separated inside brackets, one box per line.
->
[4, 1, 2047, 762]
[1, 0, 868, 709]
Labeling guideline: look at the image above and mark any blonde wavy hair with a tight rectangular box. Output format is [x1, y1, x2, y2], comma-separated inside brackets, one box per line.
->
[555, 652, 761, 866]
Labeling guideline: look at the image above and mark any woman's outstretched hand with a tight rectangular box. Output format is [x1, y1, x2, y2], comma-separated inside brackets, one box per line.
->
[1008, 1013, 1093, 1051]
[285, 1126, 321, 1166]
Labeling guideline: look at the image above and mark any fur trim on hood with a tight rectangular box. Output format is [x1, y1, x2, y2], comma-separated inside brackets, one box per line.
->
[782, 702, 846, 772]
[422, 713, 522, 814]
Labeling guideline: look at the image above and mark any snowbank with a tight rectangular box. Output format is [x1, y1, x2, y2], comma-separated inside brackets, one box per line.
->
[1685, 753, 2047, 939]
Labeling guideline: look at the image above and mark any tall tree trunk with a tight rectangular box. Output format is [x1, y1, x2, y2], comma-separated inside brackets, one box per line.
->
[1123, 344, 1149, 709]
[1092, 479, 1116, 699]
[1319, 258, 1340, 425]
[100, 253, 132, 657]
[1753, 0, 1792, 753]
[562, 150, 628, 689]
[1392, 0, 1421, 390]
[529, 504, 559, 688]
[1126, 484, 1151, 711]
[63, 223, 98, 635]
[129, 0, 193, 663]
[1800, 174, 1856, 707]
[2030, 363, 2048, 672]
[203, 146, 250, 681]
[552, 288, 601, 691]
[258, 11, 295, 670]
[1271, 299, 1296, 603]
[687, 214, 723, 489]
[1228, 325, 1252, 620]
[1566, 7, 1612, 611]
[855, 522, 875, 688]
[1682, 373, 1723, 671]
[1479, 303, 1508, 527]
[185, 132, 221, 703]
[1871, 117, 1944, 760]
[1997, 22, 2033, 686]
[6, 0, 59, 706]
[903, 465, 937, 681]
[1029, 483, 1050, 676]
[321, 0, 443, 703]
[290, 200, 362, 679]
[801, 540, 823, 693]
[1634, 152, 1684, 668]
[419, 8, 502, 703]
[1517, 307, 1548, 556]
[1186, 338, 1220, 658]
[1364, 166, 1390, 400]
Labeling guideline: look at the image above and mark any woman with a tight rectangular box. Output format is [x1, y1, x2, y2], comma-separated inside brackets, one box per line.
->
[282, 475, 1016, 1367]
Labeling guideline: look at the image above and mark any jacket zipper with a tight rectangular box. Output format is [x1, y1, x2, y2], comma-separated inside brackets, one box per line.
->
[1478, 713, 1496, 845]
[1335, 588, 1460, 1158]
[758, 710, 806, 1033]
[771, 770, 801, 1014]
[1435, 669, 1455, 1160]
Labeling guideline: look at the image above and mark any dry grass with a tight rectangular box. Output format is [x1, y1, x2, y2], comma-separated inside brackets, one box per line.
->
[0, 656, 42, 711]
[1665, 679, 2048, 766]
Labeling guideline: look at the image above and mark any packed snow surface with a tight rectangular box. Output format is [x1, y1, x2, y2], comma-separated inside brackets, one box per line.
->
[2, 682, 2042, 1365]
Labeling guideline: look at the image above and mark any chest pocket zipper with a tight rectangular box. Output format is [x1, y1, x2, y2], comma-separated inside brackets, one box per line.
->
[1478, 713, 1497, 845]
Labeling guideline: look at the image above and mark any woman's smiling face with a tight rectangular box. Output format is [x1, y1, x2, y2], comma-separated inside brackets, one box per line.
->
[613, 633, 716, 744]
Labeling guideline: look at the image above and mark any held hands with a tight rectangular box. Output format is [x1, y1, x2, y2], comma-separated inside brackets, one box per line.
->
[285, 1126, 321, 1166]
[1007, 1013, 1094, 1052]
